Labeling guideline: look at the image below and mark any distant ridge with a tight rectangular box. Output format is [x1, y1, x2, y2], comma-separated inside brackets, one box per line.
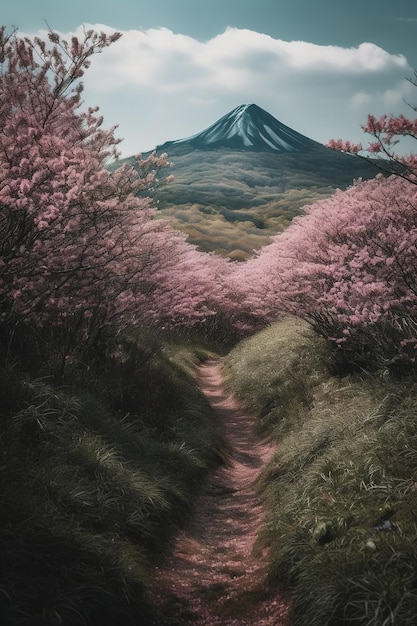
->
[157, 104, 322, 153]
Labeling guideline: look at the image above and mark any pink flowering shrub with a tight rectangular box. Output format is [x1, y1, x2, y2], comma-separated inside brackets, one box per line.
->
[0, 26, 237, 372]
[238, 174, 417, 372]
[0, 28, 150, 328]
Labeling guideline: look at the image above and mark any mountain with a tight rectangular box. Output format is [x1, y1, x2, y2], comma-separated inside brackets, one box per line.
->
[117, 105, 381, 260]
[158, 103, 321, 153]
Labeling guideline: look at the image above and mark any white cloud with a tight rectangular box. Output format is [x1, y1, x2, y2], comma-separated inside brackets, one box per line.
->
[28, 24, 413, 155]
[87, 26, 408, 89]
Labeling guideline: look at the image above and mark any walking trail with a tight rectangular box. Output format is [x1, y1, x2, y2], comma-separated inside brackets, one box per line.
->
[147, 359, 289, 625]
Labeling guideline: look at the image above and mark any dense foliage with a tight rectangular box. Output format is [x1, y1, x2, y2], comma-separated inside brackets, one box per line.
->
[3, 25, 416, 376]
[0, 26, 238, 376]
[232, 174, 417, 371]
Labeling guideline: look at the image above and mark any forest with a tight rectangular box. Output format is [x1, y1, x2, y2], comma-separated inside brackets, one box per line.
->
[2, 26, 417, 626]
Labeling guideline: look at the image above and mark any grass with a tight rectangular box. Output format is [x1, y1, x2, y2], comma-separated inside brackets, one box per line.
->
[223, 317, 417, 626]
[7, 316, 417, 625]
[0, 328, 226, 625]
[223, 317, 330, 436]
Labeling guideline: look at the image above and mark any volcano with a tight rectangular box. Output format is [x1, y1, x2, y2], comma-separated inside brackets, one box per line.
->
[157, 103, 320, 153]
[116, 104, 380, 259]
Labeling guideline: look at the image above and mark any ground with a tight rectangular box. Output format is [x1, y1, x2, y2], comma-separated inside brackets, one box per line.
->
[146, 359, 289, 625]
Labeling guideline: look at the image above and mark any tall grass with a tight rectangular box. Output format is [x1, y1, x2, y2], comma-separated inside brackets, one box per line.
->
[224, 317, 417, 626]
[0, 328, 226, 625]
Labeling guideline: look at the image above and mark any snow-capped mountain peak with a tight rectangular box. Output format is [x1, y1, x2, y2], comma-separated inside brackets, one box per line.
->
[158, 104, 320, 153]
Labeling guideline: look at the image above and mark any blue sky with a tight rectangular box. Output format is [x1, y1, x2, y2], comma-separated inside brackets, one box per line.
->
[4, 1, 417, 156]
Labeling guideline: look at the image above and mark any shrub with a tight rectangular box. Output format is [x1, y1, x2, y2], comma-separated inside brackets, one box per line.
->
[236, 175, 417, 373]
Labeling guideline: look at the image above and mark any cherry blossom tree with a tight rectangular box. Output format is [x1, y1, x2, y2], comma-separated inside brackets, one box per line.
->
[0, 27, 173, 355]
[238, 174, 417, 371]
[327, 72, 417, 184]
[0, 25, 240, 372]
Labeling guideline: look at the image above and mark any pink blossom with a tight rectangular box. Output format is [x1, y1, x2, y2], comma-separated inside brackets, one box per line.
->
[234, 174, 417, 360]
[329, 105, 417, 184]
[0, 26, 239, 342]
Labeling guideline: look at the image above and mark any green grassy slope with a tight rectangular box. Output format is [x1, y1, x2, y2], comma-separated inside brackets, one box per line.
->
[223, 318, 417, 626]
[0, 331, 226, 626]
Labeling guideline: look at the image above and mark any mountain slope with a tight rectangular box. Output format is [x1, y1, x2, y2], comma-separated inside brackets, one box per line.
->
[117, 104, 380, 259]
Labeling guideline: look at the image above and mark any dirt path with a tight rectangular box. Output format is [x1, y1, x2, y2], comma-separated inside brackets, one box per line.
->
[147, 359, 289, 625]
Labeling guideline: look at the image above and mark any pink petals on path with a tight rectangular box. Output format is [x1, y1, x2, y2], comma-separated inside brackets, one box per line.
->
[147, 360, 289, 625]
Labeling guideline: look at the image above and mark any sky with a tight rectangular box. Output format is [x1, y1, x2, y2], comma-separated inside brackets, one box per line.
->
[4, 0, 417, 157]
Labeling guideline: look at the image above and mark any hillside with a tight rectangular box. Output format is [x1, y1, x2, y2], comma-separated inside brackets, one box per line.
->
[116, 105, 380, 259]
[223, 318, 417, 626]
